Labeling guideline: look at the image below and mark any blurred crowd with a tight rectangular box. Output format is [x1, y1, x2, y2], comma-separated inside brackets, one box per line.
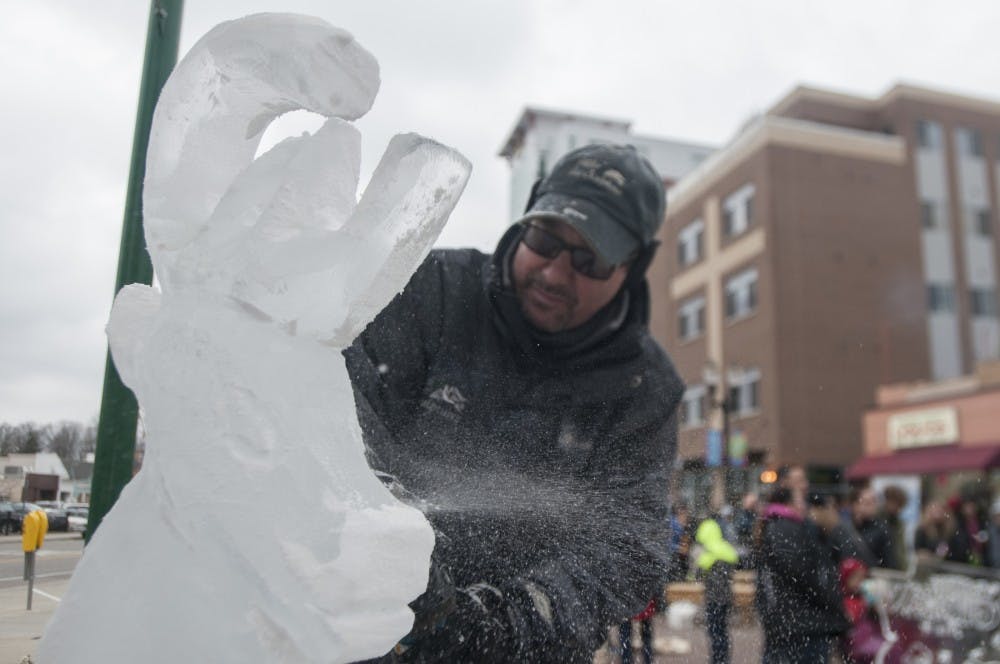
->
[645, 469, 1000, 664]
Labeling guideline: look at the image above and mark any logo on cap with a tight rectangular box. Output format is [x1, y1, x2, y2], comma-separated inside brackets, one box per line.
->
[567, 160, 628, 197]
[603, 170, 627, 188]
[561, 206, 587, 221]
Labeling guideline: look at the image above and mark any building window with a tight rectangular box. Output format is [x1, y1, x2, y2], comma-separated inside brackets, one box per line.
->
[974, 208, 992, 236]
[677, 219, 705, 266]
[917, 120, 942, 149]
[927, 284, 956, 313]
[723, 184, 755, 237]
[725, 267, 758, 320]
[728, 368, 761, 416]
[955, 127, 984, 158]
[921, 200, 945, 230]
[970, 288, 999, 317]
[681, 385, 706, 428]
[678, 296, 706, 341]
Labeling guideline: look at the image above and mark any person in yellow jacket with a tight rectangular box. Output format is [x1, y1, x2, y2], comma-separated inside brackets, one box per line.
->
[696, 517, 739, 664]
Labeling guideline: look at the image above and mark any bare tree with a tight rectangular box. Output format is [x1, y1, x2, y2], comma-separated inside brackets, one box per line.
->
[47, 421, 87, 466]
[6, 422, 45, 454]
[0, 420, 100, 458]
[81, 418, 98, 461]
[0, 422, 16, 455]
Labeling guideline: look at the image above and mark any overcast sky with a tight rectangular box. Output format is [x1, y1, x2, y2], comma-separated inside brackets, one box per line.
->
[3, 0, 1000, 425]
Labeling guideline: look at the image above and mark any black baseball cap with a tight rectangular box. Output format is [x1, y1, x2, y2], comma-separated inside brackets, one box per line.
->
[519, 144, 666, 265]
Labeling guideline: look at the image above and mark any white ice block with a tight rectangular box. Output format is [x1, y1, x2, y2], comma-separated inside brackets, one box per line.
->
[39, 13, 470, 664]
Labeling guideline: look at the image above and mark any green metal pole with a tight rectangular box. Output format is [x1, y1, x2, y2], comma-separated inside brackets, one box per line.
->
[87, 0, 184, 542]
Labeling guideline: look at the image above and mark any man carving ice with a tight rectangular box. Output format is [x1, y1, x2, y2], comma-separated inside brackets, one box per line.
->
[346, 143, 684, 662]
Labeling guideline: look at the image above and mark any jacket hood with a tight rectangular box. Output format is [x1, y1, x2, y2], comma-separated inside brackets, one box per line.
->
[695, 518, 738, 570]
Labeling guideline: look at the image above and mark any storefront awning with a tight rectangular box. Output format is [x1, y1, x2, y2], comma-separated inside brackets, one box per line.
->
[846, 443, 1000, 479]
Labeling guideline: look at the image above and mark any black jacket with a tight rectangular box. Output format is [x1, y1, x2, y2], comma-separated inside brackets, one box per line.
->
[701, 561, 734, 608]
[828, 520, 877, 568]
[755, 506, 849, 640]
[345, 229, 684, 662]
[855, 517, 893, 568]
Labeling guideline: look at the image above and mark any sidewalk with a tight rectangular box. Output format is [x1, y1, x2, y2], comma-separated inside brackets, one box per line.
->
[594, 609, 764, 663]
[0, 533, 78, 664]
[0, 576, 68, 663]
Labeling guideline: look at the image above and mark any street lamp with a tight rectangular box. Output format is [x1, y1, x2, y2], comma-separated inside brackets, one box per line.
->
[703, 360, 740, 504]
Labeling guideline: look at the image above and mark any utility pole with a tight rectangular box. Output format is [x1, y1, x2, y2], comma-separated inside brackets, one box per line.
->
[704, 361, 735, 509]
[87, 0, 184, 542]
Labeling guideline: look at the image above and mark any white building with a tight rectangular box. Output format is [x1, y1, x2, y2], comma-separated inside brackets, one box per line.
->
[1, 452, 70, 501]
[498, 107, 715, 222]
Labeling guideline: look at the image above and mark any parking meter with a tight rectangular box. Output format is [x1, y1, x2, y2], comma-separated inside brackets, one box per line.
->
[22, 509, 48, 553]
[22, 509, 48, 610]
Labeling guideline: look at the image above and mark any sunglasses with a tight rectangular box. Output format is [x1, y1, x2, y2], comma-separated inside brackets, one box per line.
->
[520, 223, 617, 280]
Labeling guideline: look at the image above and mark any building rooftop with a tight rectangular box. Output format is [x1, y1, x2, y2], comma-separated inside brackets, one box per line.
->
[498, 106, 632, 159]
[875, 360, 1000, 407]
[769, 81, 1000, 118]
[666, 113, 905, 212]
[0, 452, 69, 480]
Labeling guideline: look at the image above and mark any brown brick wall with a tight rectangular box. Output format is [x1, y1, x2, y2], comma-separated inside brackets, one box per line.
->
[653, 85, 1000, 471]
[766, 143, 928, 465]
[651, 138, 929, 468]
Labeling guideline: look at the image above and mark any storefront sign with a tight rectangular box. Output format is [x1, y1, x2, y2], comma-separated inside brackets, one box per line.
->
[887, 407, 958, 449]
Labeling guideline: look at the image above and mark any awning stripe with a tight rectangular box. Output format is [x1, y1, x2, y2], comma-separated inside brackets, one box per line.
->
[846, 443, 1000, 479]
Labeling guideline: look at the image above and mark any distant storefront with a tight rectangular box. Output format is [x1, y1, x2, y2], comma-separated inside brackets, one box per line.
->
[850, 364, 1000, 659]
[22, 472, 60, 502]
[849, 361, 1000, 503]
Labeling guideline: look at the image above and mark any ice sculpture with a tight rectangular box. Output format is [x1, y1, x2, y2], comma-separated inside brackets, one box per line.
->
[39, 13, 470, 664]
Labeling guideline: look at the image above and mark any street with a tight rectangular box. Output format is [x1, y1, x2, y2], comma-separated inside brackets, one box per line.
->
[0, 533, 83, 589]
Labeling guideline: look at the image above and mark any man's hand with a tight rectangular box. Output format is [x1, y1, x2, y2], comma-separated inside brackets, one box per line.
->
[396, 583, 515, 662]
[394, 576, 567, 662]
[405, 553, 457, 642]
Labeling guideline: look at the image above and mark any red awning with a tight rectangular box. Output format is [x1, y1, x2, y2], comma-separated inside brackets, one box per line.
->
[846, 444, 1000, 479]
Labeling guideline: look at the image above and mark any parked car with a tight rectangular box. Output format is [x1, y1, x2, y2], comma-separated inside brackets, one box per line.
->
[10, 501, 67, 532]
[65, 505, 89, 533]
[0, 501, 19, 535]
[9, 502, 43, 532]
[36, 501, 70, 532]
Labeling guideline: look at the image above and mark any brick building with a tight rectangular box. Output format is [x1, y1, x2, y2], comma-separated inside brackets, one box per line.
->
[648, 83, 1000, 501]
